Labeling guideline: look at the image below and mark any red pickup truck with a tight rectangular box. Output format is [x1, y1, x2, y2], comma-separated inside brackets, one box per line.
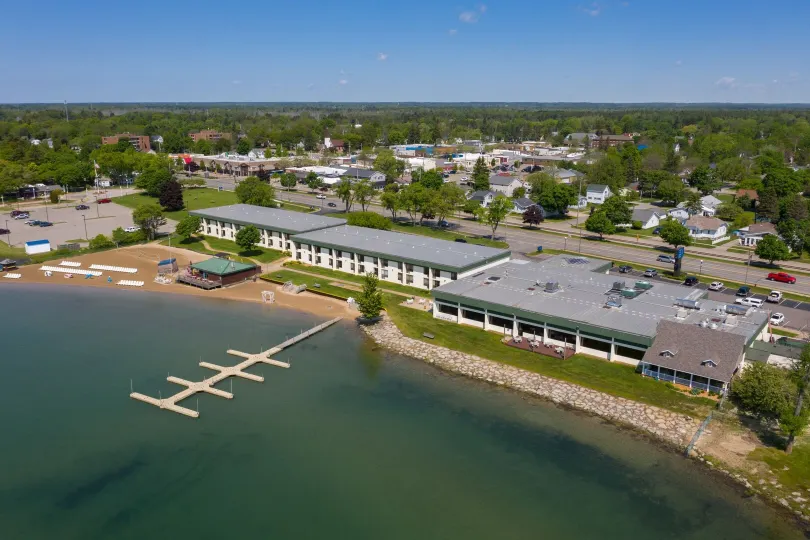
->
[767, 272, 796, 284]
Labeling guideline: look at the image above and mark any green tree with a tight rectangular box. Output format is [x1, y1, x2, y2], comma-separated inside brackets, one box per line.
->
[235, 224, 261, 251]
[399, 183, 423, 224]
[536, 183, 577, 216]
[782, 343, 810, 454]
[527, 171, 556, 201]
[732, 362, 796, 421]
[347, 211, 392, 230]
[236, 137, 251, 155]
[336, 179, 355, 212]
[715, 202, 742, 221]
[115, 138, 132, 152]
[472, 156, 490, 191]
[159, 178, 184, 211]
[584, 210, 615, 240]
[784, 194, 809, 221]
[353, 179, 376, 211]
[49, 188, 63, 204]
[380, 188, 401, 221]
[512, 186, 526, 199]
[600, 195, 632, 225]
[621, 145, 642, 184]
[522, 205, 544, 228]
[763, 168, 801, 197]
[436, 183, 466, 222]
[306, 172, 322, 192]
[372, 148, 405, 182]
[136, 157, 174, 197]
[89, 234, 115, 249]
[132, 203, 166, 240]
[194, 139, 212, 155]
[175, 215, 201, 239]
[755, 235, 791, 265]
[590, 153, 626, 194]
[279, 173, 297, 191]
[685, 191, 702, 215]
[356, 273, 384, 320]
[474, 194, 512, 238]
[689, 166, 722, 195]
[656, 176, 686, 206]
[462, 199, 481, 215]
[716, 157, 745, 185]
[415, 169, 444, 190]
[659, 218, 692, 250]
[235, 176, 276, 207]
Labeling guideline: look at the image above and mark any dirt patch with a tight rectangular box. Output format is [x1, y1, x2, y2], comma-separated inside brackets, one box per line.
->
[696, 421, 761, 471]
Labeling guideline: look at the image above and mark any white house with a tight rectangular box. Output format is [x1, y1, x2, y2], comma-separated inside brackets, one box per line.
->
[468, 190, 496, 207]
[630, 209, 662, 230]
[488, 175, 523, 197]
[668, 207, 690, 220]
[569, 195, 588, 210]
[512, 197, 550, 216]
[553, 168, 586, 184]
[685, 216, 728, 242]
[738, 222, 778, 247]
[585, 184, 612, 205]
[699, 194, 722, 216]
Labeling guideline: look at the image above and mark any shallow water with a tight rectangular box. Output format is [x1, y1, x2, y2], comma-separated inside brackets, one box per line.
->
[0, 285, 802, 539]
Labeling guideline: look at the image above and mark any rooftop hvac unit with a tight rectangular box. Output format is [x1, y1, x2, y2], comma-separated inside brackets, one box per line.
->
[725, 304, 749, 315]
[675, 308, 689, 319]
[634, 281, 653, 290]
[724, 314, 739, 327]
[605, 295, 623, 308]
[675, 298, 700, 310]
[544, 280, 560, 293]
[621, 288, 642, 299]
[612, 280, 626, 291]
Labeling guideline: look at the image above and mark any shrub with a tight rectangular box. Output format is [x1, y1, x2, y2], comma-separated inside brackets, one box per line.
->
[89, 234, 115, 249]
[346, 211, 392, 230]
[49, 188, 64, 204]
[631, 220, 642, 230]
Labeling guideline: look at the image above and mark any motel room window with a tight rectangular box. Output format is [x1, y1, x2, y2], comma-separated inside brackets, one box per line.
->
[423, 276, 429, 287]
[382, 269, 389, 279]
[547, 328, 575, 343]
[405, 264, 414, 273]
[461, 309, 485, 323]
[451, 272, 457, 280]
[433, 280, 440, 289]
[438, 304, 458, 316]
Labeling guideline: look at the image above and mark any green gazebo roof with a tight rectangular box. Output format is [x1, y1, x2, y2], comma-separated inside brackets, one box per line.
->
[191, 258, 256, 276]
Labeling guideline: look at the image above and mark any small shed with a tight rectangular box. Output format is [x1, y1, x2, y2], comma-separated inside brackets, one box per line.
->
[25, 239, 51, 255]
[0, 259, 18, 271]
[177, 257, 259, 289]
[157, 257, 178, 274]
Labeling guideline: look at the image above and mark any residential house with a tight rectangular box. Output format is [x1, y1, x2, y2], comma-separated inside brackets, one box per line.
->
[565, 132, 598, 145]
[488, 175, 523, 197]
[738, 222, 778, 247]
[699, 195, 722, 216]
[685, 216, 728, 242]
[640, 320, 746, 393]
[512, 198, 551, 216]
[585, 184, 612, 205]
[339, 167, 386, 187]
[668, 207, 690, 221]
[630, 208, 662, 230]
[569, 195, 588, 210]
[468, 190, 496, 207]
[553, 168, 586, 184]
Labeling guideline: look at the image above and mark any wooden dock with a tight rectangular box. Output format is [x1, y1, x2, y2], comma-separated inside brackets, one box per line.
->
[130, 317, 342, 418]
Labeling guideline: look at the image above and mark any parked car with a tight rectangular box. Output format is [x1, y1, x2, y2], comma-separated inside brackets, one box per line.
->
[656, 254, 675, 264]
[38, 221, 53, 227]
[643, 268, 658, 278]
[97, 198, 112, 204]
[454, 238, 468, 243]
[652, 227, 661, 235]
[10, 210, 25, 217]
[618, 265, 632, 273]
[26, 220, 42, 226]
[316, 195, 326, 199]
[327, 202, 337, 207]
[708, 281, 724, 291]
[770, 313, 786, 326]
[0, 228, 9, 235]
[736, 285, 751, 297]
[124, 226, 140, 233]
[767, 291, 783, 303]
[438, 220, 449, 228]
[75, 204, 89, 210]
[683, 276, 699, 286]
[767, 272, 796, 284]
[13, 213, 29, 220]
[735, 297, 764, 308]
[461, 176, 469, 181]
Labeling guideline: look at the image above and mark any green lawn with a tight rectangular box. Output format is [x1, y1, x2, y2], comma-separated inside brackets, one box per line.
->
[114, 188, 240, 221]
[0, 240, 25, 259]
[201, 236, 285, 264]
[283, 261, 431, 297]
[770, 327, 799, 337]
[261, 269, 370, 300]
[385, 303, 715, 418]
[749, 441, 810, 491]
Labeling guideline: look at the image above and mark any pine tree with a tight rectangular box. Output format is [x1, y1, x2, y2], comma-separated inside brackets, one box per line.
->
[472, 157, 490, 191]
[357, 273, 384, 320]
[159, 179, 184, 211]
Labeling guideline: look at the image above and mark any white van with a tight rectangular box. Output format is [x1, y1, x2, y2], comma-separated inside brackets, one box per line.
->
[735, 297, 764, 308]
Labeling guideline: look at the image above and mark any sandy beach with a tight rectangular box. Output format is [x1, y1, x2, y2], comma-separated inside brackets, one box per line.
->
[0, 244, 356, 318]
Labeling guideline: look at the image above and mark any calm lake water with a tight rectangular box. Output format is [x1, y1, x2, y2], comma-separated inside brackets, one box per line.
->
[0, 285, 803, 539]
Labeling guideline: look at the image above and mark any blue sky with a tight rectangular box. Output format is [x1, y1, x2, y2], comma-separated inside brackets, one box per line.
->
[2, 0, 809, 103]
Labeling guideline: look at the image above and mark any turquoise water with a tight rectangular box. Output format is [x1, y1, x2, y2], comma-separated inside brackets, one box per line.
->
[0, 285, 802, 539]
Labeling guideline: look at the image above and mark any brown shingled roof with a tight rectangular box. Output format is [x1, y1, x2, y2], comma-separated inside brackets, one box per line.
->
[686, 215, 726, 230]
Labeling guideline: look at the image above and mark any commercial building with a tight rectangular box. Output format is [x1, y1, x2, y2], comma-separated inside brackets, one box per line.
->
[193, 152, 282, 177]
[190, 204, 346, 251]
[101, 133, 151, 152]
[177, 257, 260, 289]
[430, 255, 768, 371]
[594, 134, 635, 147]
[289, 225, 511, 291]
[189, 130, 230, 143]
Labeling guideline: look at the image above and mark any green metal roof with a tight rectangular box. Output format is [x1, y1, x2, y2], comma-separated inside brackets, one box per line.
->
[192, 258, 256, 276]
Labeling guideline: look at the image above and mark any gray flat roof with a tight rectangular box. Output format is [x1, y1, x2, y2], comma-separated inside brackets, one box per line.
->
[432, 258, 768, 346]
[190, 204, 346, 234]
[290, 225, 511, 273]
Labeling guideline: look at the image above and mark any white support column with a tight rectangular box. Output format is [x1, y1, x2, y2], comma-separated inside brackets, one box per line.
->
[609, 338, 616, 362]
[512, 317, 518, 337]
[353, 252, 359, 275]
[483, 309, 489, 331]
[427, 267, 433, 290]
[542, 323, 548, 342]
[575, 328, 581, 353]
[377, 257, 382, 279]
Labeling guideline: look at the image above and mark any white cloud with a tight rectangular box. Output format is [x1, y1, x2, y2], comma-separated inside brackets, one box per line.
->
[338, 79, 348, 85]
[675, 59, 682, 66]
[459, 4, 486, 23]
[715, 76, 737, 89]
[448, 28, 458, 35]
[579, 2, 601, 16]
[377, 52, 388, 61]
[773, 79, 779, 84]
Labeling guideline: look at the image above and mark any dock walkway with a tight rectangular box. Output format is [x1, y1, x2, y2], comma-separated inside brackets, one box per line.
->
[130, 317, 342, 418]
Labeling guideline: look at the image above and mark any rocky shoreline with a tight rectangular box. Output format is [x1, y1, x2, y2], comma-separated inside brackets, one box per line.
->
[361, 317, 701, 448]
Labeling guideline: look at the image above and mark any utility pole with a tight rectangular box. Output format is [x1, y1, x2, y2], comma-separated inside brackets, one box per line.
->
[64, 100, 69, 122]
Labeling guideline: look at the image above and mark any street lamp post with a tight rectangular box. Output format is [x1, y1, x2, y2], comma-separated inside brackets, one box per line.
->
[699, 260, 704, 276]
[5, 219, 9, 245]
[83, 214, 88, 240]
[744, 250, 753, 284]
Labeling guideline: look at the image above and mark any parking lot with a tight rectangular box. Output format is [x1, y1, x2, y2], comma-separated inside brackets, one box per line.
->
[2, 201, 173, 249]
[608, 266, 810, 330]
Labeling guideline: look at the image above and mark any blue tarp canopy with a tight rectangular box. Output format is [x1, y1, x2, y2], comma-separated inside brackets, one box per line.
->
[25, 239, 49, 246]
[158, 258, 177, 266]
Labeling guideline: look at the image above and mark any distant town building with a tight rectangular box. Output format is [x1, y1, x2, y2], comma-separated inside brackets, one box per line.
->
[594, 134, 635, 147]
[190, 130, 230, 143]
[102, 133, 151, 152]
